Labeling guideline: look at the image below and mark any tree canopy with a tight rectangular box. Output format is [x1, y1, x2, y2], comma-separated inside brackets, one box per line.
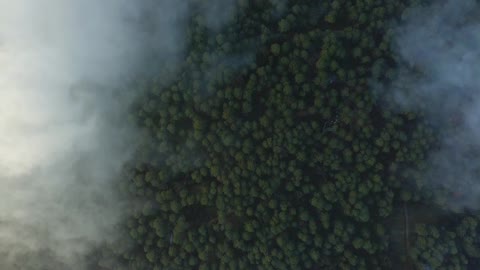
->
[98, 1, 480, 269]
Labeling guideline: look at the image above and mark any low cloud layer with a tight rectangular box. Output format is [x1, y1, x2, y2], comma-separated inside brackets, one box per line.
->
[386, 0, 480, 211]
[0, 0, 190, 269]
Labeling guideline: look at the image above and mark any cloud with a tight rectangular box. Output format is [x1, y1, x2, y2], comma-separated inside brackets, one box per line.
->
[0, 0, 191, 269]
[384, 0, 480, 211]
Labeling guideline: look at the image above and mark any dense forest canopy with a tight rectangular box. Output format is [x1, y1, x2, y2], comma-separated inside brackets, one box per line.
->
[98, 0, 480, 269]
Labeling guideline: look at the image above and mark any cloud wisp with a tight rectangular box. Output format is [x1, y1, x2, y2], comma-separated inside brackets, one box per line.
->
[385, 0, 480, 211]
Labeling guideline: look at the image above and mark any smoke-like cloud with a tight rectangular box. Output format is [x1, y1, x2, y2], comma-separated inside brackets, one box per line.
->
[0, 0, 191, 269]
[384, 0, 480, 211]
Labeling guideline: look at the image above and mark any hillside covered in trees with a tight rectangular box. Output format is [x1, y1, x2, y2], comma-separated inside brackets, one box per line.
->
[102, 0, 480, 269]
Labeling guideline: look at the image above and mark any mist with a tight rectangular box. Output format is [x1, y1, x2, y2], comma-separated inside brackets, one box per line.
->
[0, 0, 190, 269]
[384, 0, 480, 211]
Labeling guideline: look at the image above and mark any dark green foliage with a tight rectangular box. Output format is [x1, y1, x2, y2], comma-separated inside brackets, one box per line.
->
[98, 0, 480, 269]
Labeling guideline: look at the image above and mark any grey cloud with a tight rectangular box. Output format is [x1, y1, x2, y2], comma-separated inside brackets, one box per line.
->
[385, 0, 480, 211]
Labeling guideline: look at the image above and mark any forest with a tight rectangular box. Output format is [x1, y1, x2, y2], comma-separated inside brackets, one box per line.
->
[97, 0, 480, 269]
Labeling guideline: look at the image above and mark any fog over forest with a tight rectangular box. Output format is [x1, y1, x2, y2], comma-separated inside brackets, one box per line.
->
[2, 0, 480, 269]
